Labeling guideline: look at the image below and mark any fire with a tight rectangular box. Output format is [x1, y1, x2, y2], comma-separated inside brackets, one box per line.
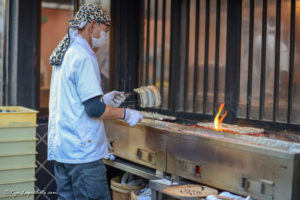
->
[214, 103, 227, 131]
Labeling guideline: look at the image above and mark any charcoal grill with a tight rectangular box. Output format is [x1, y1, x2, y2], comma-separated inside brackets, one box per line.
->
[104, 118, 300, 200]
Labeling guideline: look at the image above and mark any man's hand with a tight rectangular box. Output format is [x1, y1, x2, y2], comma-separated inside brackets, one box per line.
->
[103, 91, 127, 107]
[123, 109, 143, 126]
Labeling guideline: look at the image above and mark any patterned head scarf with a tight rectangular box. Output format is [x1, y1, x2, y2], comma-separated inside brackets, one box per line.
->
[49, 4, 111, 66]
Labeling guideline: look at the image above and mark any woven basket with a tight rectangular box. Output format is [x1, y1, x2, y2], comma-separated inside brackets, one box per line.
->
[130, 190, 139, 200]
[110, 176, 144, 200]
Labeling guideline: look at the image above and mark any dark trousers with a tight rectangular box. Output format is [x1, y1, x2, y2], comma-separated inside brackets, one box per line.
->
[54, 159, 111, 200]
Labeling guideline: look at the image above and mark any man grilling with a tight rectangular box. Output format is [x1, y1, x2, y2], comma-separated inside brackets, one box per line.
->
[48, 4, 143, 199]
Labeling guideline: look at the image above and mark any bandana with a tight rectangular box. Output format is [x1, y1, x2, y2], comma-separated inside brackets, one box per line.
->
[49, 4, 111, 66]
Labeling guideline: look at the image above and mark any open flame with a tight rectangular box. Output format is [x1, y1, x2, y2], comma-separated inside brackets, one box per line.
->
[214, 103, 227, 131]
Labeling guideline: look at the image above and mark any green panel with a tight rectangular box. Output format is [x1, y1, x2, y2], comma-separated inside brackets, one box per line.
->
[0, 168, 35, 184]
[0, 127, 36, 140]
[0, 140, 36, 155]
[0, 154, 36, 170]
[0, 195, 34, 200]
[0, 181, 34, 199]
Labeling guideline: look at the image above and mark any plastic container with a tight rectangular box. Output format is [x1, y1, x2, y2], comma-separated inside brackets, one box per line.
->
[0, 140, 37, 154]
[0, 107, 37, 127]
[0, 127, 36, 140]
[0, 107, 37, 200]
[0, 154, 37, 170]
[0, 195, 34, 200]
[0, 180, 35, 199]
[110, 176, 144, 200]
[0, 167, 36, 183]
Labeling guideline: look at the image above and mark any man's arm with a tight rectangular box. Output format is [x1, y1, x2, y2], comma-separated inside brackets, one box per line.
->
[83, 95, 125, 120]
[83, 95, 142, 126]
[100, 105, 124, 120]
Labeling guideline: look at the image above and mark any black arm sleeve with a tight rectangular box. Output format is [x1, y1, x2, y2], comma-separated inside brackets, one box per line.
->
[83, 95, 106, 118]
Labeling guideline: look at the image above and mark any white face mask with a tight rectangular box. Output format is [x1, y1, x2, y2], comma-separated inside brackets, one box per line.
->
[92, 31, 108, 48]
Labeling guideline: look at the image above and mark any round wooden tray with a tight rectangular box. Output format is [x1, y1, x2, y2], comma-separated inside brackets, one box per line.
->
[162, 184, 218, 198]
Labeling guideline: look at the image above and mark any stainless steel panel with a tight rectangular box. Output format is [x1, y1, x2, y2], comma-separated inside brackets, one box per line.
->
[104, 120, 167, 171]
[103, 158, 159, 180]
[166, 132, 299, 200]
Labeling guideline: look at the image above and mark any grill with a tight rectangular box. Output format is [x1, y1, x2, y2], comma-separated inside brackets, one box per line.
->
[196, 122, 264, 135]
[104, 118, 300, 200]
[109, 0, 300, 199]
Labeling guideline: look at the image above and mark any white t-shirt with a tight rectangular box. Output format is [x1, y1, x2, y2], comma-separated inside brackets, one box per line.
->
[48, 34, 109, 163]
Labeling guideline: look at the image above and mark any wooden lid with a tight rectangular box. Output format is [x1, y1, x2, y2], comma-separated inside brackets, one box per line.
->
[162, 184, 218, 198]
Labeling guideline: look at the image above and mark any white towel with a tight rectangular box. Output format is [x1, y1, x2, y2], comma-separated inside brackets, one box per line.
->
[206, 192, 246, 200]
[137, 186, 151, 200]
